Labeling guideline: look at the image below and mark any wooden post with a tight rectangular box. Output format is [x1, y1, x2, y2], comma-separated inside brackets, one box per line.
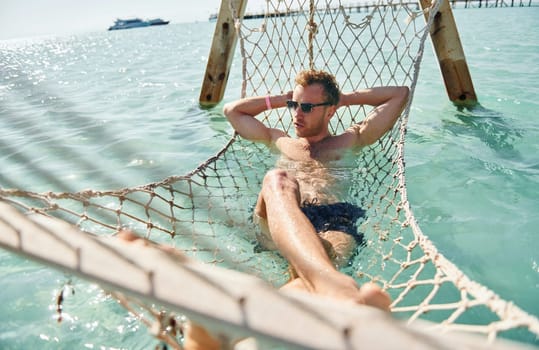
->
[199, 0, 247, 107]
[420, 0, 478, 107]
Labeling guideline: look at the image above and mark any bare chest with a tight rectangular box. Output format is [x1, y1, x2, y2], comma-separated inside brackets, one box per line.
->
[275, 137, 343, 162]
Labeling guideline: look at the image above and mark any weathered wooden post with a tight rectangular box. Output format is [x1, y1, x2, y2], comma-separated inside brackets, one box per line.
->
[420, 0, 478, 107]
[199, 0, 248, 107]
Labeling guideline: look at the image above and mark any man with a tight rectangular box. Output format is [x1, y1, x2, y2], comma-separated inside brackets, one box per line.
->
[185, 69, 409, 349]
[224, 69, 409, 308]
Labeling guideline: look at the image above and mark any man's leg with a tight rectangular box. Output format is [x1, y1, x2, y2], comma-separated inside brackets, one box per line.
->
[254, 169, 390, 309]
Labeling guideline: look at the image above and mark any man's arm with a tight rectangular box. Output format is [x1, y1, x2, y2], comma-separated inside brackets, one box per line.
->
[223, 93, 290, 144]
[340, 86, 409, 147]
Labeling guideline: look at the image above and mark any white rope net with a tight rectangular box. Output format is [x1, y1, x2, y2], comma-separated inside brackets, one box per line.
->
[0, 0, 538, 348]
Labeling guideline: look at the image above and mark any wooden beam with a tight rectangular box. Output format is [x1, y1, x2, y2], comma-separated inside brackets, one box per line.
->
[419, 0, 478, 107]
[199, 0, 247, 107]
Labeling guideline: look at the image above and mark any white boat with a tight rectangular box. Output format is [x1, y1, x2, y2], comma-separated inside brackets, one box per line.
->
[108, 18, 169, 31]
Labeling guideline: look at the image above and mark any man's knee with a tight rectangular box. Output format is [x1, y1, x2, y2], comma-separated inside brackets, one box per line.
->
[255, 169, 291, 219]
[259, 169, 302, 214]
[262, 169, 299, 193]
[262, 168, 289, 185]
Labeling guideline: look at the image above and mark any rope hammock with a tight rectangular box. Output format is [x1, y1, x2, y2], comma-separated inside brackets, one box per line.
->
[1, 0, 538, 348]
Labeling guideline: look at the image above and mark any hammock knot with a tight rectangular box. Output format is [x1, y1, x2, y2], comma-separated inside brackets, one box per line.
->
[307, 21, 318, 35]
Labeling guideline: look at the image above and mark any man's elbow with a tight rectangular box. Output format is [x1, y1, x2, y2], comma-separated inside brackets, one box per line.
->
[398, 86, 410, 104]
[223, 102, 234, 119]
[398, 86, 410, 102]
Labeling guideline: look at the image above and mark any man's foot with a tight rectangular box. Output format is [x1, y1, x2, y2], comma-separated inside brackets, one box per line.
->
[358, 282, 391, 311]
[282, 273, 390, 312]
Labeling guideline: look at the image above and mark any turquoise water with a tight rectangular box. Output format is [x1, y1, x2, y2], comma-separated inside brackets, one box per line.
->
[0, 6, 538, 348]
[407, 7, 539, 329]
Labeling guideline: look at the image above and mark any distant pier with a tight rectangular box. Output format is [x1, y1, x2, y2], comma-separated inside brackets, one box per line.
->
[209, 0, 538, 21]
[450, 0, 537, 7]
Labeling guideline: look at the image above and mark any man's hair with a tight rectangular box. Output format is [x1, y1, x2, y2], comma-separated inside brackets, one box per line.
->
[294, 69, 340, 105]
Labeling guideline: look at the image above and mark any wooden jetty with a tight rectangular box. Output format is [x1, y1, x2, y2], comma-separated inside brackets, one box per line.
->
[208, 0, 539, 21]
[451, 0, 538, 7]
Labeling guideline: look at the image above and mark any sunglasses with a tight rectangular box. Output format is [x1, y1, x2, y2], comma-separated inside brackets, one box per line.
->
[286, 100, 331, 113]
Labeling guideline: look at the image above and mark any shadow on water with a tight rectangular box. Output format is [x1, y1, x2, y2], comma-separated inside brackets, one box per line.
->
[0, 137, 76, 193]
[169, 103, 231, 141]
[0, 76, 136, 192]
[0, 71, 230, 193]
[442, 103, 524, 159]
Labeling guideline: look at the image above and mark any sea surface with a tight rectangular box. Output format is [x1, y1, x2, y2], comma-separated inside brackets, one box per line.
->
[0, 6, 538, 349]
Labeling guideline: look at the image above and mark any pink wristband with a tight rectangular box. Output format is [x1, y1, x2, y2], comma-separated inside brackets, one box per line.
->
[265, 95, 272, 110]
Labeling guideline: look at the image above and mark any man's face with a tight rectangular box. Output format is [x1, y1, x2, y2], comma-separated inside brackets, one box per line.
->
[290, 84, 333, 138]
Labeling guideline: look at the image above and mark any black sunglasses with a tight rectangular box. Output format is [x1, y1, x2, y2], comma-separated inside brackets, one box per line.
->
[286, 100, 331, 113]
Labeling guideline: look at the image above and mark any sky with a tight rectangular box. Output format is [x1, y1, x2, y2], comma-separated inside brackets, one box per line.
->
[0, 0, 268, 40]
